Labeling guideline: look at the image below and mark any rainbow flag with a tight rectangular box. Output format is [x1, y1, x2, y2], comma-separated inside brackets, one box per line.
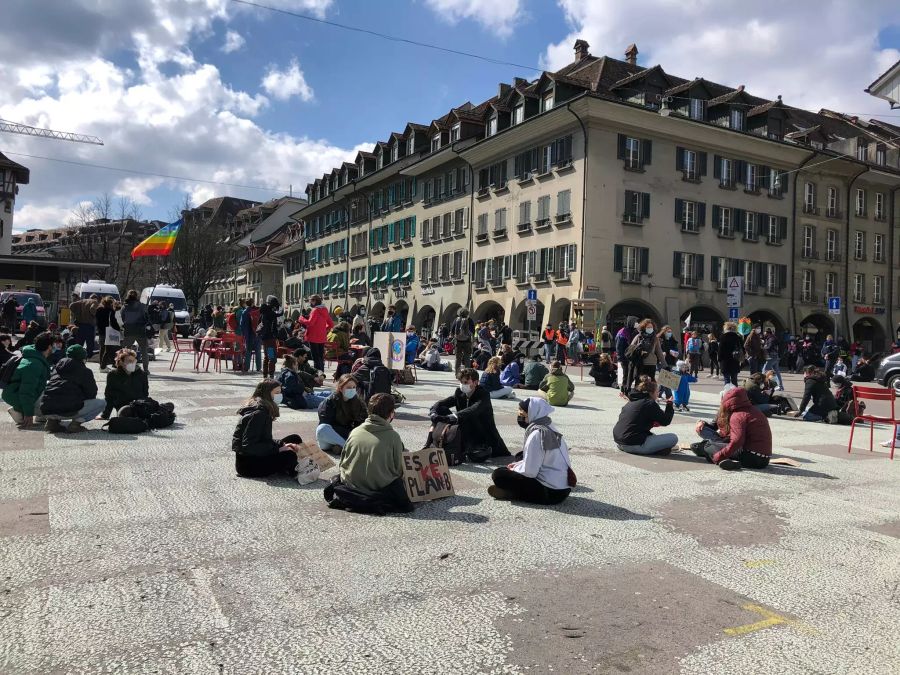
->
[131, 219, 181, 260]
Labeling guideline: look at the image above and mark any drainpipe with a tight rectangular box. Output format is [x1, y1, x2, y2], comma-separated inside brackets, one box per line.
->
[790, 151, 816, 334]
[451, 142, 476, 312]
[844, 167, 868, 341]
[566, 102, 588, 318]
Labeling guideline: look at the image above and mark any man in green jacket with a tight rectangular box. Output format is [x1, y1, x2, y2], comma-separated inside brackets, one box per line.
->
[3, 331, 54, 427]
[338, 393, 410, 510]
[540, 360, 575, 406]
[522, 354, 549, 390]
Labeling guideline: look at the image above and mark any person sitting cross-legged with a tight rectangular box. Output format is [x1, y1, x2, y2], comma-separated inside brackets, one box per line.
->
[232, 379, 304, 479]
[316, 374, 367, 453]
[690, 386, 772, 471]
[612, 375, 677, 455]
[39, 344, 106, 433]
[480, 356, 514, 399]
[103, 348, 149, 419]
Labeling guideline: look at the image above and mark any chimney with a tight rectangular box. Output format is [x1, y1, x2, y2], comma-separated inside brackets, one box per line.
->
[574, 39, 590, 61]
[625, 43, 638, 65]
[498, 82, 511, 99]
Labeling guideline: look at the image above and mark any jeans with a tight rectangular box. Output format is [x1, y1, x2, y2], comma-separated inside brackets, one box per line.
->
[708, 356, 720, 376]
[723, 369, 738, 386]
[304, 392, 330, 409]
[243, 334, 261, 372]
[262, 338, 278, 378]
[77, 322, 96, 357]
[454, 341, 472, 375]
[316, 423, 348, 451]
[697, 426, 769, 468]
[124, 330, 149, 372]
[45, 398, 107, 423]
[763, 357, 784, 388]
[491, 467, 570, 505]
[748, 357, 760, 375]
[489, 386, 514, 399]
[617, 432, 679, 455]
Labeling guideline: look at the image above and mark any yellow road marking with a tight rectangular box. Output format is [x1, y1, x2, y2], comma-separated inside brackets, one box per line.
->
[724, 603, 797, 637]
[743, 559, 776, 568]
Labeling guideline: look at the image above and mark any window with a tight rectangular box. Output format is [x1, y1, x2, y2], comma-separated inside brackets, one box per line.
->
[678, 252, 699, 287]
[766, 263, 780, 295]
[429, 255, 439, 283]
[720, 157, 733, 187]
[407, 134, 415, 156]
[514, 252, 529, 283]
[876, 144, 886, 166]
[801, 270, 815, 302]
[452, 250, 465, 280]
[744, 260, 755, 294]
[542, 91, 554, 112]
[856, 188, 867, 217]
[453, 208, 465, 235]
[476, 213, 488, 239]
[431, 134, 441, 152]
[874, 233, 884, 262]
[743, 211, 758, 241]
[420, 257, 430, 284]
[487, 115, 498, 137]
[536, 195, 551, 228]
[745, 164, 758, 192]
[768, 168, 784, 197]
[493, 208, 507, 237]
[689, 98, 706, 121]
[618, 135, 652, 171]
[556, 190, 572, 221]
[766, 215, 784, 245]
[626, 137, 640, 169]
[684, 149, 698, 180]
[472, 259, 486, 288]
[802, 225, 816, 258]
[874, 275, 884, 305]
[614, 245, 647, 282]
[856, 140, 868, 162]
[875, 192, 885, 220]
[518, 201, 531, 232]
[441, 212, 452, 239]
[717, 206, 733, 237]
[804, 182, 816, 213]
[513, 104, 524, 125]
[441, 253, 451, 279]
[729, 108, 745, 131]
[854, 231, 866, 260]
[854, 273, 865, 302]
[450, 123, 461, 142]
[624, 190, 650, 224]
[679, 199, 700, 233]
[826, 229, 839, 261]
[825, 272, 837, 299]
[391, 144, 398, 163]
[826, 187, 838, 217]
[553, 244, 577, 278]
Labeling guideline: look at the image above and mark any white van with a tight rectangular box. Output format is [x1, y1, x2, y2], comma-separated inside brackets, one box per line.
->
[74, 280, 120, 301]
[140, 285, 191, 336]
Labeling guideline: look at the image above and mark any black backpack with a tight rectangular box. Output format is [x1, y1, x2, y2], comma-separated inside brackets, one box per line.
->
[104, 416, 150, 434]
[125, 398, 176, 429]
[0, 355, 23, 389]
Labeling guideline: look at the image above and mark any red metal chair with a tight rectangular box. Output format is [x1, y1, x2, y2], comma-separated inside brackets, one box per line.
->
[215, 334, 244, 372]
[848, 385, 898, 459]
[323, 341, 341, 369]
[169, 338, 197, 371]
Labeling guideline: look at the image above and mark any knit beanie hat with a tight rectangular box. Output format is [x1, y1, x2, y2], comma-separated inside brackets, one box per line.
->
[66, 344, 87, 360]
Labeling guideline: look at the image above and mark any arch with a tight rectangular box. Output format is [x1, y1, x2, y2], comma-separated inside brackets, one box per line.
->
[440, 302, 462, 327]
[473, 300, 505, 324]
[510, 299, 545, 332]
[393, 299, 409, 327]
[606, 299, 662, 334]
[369, 301, 386, 322]
[852, 318, 886, 354]
[548, 298, 571, 327]
[681, 305, 724, 336]
[748, 310, 785, 335]
[798, 312, 834, 338]
[413, 304, 436, 334]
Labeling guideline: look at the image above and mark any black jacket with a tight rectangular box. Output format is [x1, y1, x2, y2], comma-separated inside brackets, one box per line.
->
[431, 386, 510, 457]
[317, 391, 367, 439]
[104, 367, 149, 414]
[258, 303, 282, 340]
[14, 324, 42, 350]
[0, 345, 15, 367]
[95, 306, 120, 333]
[850, 362, 875, 382]
[40, 358, 98, 414]
[799, 374, 838, 415]
[277, 368, 306, 408]
[719, 331, 744, 372]
[356, 348, 391, 397]
[612, 391, 674, 446]
[589, 361, 617, 387]
[660, 335, 680, 365]
[232, 403, 279, 456]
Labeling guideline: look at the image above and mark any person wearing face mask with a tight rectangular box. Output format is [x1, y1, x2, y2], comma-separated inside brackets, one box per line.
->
[430, 367, 510, 460]
[47, 336, 66, 366]
[719, 322, 745, 386]
[626, 319, 667, 389]
[658, 325, 680, 368]
[277, 355, 329, 410]
[613, 375, 678, 455]
[298, 294, 334, 372]
[0, 333, 16, 367]
[102, 348, 149, 419]
[488, 397, 573, 504]
[232, 379, 304, 479]
[316, 374, 367, 452]
[744, 324, 766, 375]
[404, 326, 420, 365]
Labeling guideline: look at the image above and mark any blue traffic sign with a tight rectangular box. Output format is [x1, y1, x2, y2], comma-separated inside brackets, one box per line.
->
[526, 289, 537, 301]
[828, 296, 841, 314]
[728, 307, 739, 319]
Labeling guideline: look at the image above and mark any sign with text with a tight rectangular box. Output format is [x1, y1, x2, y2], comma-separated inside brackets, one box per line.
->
[656, 368, 683, 391]
[372, 331, 407, 370]
[726, 276, 744, 308]
[402, 448, 456, 503]
[297, 442, 336, 471]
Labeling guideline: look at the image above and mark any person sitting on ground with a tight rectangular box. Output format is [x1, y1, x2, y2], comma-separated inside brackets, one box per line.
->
[231, 379, 304, 479]
[325, 321, 351, 360]
[488, 397, 573, 505]
[539, 360, 575, 406]
[356, 347, 392, 400]
[471, 343, 491, 371]
[500, 356, 521, 389]
[850, 356, 875, 382]
[794, 365, 840, 422]
[350, 322, 371, 349]
[0, 333, 16, 367]
[316, 374, 367, 453]
[14, 320, 43, 351]
[277, 354, 329, 410]
[690, 386, 772, 470]
[39, 344, 105, 433]
[47, 334, 66, 366]
[612, 375, 677, 455]
[764, 370, 797, 413]
[480, 356, 514, 399]
[832, 356, 848, 378]
[102, 348, 149, 419]
[418, 341, 447, 371]
[404, 326, 420, 365]
[292, 347, 325, 384]
[2, 331, 53, 428]
[520, 354, 549, 391]
[742, 372, 778, 417]
[671, 359, 697, 412]
[431, 368, 510, 460]
[331, 393, 412, 513]
[588, 352, 617, 387]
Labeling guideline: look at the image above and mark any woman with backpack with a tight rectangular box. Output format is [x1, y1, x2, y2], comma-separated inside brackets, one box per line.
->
[488, 397, 573, 505]
[231, 379, 303, 479]
[626, 319, 666, 387]
[102, 348, 149, 419]
[277, 354, 328, 410]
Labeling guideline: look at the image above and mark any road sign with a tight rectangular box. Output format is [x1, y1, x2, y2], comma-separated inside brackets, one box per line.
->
[526, 303, 538, 320]
[526, 289, 537, 301]
[726, 276, 744, 308]
[828, 296, 841, 315]
[729, 307, 739, 320]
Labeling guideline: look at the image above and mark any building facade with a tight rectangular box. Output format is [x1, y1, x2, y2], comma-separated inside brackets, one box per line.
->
[0, 151, 29, 256]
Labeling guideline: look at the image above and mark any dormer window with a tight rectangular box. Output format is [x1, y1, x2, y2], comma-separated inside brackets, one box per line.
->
[391, 145, 398, 163]
[689, 98, 706, 121]
[876, 144, 886, 166]
[358, 162, 365, 178]
[729, 108, 745, 131]
[450, 123, 461, 142]
[431, 133, 441, 152]
[513, 104, 524, 125]
[487, 115, 498, 137]
[856, 140, 868, 162]
[376, 149, 383, 169]
[541, 91, 554, 112]
[407, 134, 415, 156]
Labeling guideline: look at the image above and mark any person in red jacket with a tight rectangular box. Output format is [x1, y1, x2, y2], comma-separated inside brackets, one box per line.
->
[690, 386, 772, 470]
[298, 294, 334, 372]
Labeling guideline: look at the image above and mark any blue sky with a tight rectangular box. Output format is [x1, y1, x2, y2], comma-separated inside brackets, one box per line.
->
[0, 0, 898, 230]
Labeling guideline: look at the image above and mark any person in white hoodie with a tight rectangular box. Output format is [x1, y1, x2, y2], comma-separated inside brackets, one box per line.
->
[488, 397, 573, 504]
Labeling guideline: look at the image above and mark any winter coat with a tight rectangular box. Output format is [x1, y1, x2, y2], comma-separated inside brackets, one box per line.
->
[120, 300, 149, 334]
[589, 361, 617, 387]
[325, 326, 350, 358]
[21, 299, 37, 324]
[258, 302, 283, 341]
[539, 369, 574, 406]
[103, 366, 149, 413]
[299, 305, 334, 344]
[615, 326, 635, 362]
[1, 345, 51, 415]
[500, 361, 520, 387]
[339, 414, 405, 494]
[612, 390, 674, 446]
[432, 386, 510, 457]
[69, 299, 97, 324]
[628, 333, 667, 367]
[404, 333, 420, 364]
[523, 361, 549, 387]
[40, 357, 98, 414]
[799, 373, 839, 416]
[764, 334, 780, 359]
[744, 331, 765, 362]
[317, 391, 367, 439]
[672, 370, 696, 406]
[2, 298, 16, 318]
[850, 362, 875, 382]
[277, 368, 308, 409]
[356, 348, 391, 397]
[95, 306, 120, 334]
[479, 370, 503, 393]
[719, 331, 744, 373]
[239, 306, 261, 337]
[231, 402, 280, 457]
[710, 387, 772, 463]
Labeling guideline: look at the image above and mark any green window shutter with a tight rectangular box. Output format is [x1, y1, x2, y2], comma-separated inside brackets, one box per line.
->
[410, 215, 416, 237]
[388, 222, 395, 243]
[399, 220, 406, 240]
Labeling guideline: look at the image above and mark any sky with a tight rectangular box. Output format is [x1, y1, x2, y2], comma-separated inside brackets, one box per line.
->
[2, 0, 899, 232]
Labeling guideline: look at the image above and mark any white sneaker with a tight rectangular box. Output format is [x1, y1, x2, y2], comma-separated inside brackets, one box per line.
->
[776, 386, 785, 392]
[7, 408, 24, 425]
[880, 439, 898, 448]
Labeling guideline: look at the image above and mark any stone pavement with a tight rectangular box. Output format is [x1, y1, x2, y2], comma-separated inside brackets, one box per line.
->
[1, 356, 898, 674]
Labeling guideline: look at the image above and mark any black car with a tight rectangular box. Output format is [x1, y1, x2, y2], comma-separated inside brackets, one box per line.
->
[875, 351, 900, 391]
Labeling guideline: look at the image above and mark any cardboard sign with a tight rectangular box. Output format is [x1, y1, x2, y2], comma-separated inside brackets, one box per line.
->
[402, 448, 456, 503]
[296, 442, 336, 471]
[372, 331, 407, 371]
[656, 368, 682, 391]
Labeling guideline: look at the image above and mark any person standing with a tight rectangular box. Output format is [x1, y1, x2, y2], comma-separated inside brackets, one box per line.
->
[21, 297, 38, 327]
[119, 290, 151, 374]
[599, 326, 613, 355]
[2, 295, 18, 333]
[706, 334, 720, 378]
[821, 334, 838, 377]
[685, 330, 703, 378]
[157, 303, 174, 351]
[762, 328, 784, 390]
[627, 319, 666, 386]
[658, 325, 680, 369]
[258, 295, 283, 379]
[615, 316, 638, 395]
[542, 323, 556, 363]
[239, 298, 262, 373]
[94, 296, 120, 371]
[744, 324, 765, 374]
[450, 308, 475, 374]
[69, 293, 99, 358]
[298, 294, 333, 373]
[719, 322, 744, 386]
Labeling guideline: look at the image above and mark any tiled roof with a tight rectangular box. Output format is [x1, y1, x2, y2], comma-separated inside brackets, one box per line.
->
[0, 151, 29, 183]
[866, 58, 900, 91]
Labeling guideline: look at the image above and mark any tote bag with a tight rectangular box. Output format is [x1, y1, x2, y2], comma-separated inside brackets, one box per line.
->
[105, 326, 122, 346]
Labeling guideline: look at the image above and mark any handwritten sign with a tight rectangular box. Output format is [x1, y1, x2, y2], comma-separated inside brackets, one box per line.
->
[656, 368, 682, 391]
[402, 448, 456, 503]
[296, 442, 336, 471]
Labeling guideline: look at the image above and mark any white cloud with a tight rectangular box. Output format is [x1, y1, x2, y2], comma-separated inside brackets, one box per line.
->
[542, 1, 900, 118]
[12, 203, 77, 233]
[221, 30, 245, 53]
[423, 0, 523, 38]
[261, 59, 314, 102]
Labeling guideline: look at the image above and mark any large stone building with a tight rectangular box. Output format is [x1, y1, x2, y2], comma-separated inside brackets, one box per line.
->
[288, 41, 900, 351]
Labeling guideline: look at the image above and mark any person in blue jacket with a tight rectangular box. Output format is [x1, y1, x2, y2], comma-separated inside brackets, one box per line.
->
[404, 326, 420, 365]
[672, 360, 697, 412]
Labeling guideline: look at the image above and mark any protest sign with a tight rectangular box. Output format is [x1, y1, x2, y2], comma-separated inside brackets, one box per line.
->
[656, 368, 682, 391]
[372, 331, 407, 371]
[297, 442, 336, 471]
[402, 448, 456, 503]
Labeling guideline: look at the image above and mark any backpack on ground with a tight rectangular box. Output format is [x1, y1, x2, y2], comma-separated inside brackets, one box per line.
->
[395, 366, 415, 386]
[0, 355, 23, 389]
[104, 416, 150, 434]
[428, 421, 464, 466]
[124, 398, 177, 429]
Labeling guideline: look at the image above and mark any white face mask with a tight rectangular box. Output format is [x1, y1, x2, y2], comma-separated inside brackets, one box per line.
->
[273, 393, 283, 404]
[645, 327, 654, 335]
[125, 362, 137, 373]
[343, 388, 357, 400]
[460, 383, 473, 395]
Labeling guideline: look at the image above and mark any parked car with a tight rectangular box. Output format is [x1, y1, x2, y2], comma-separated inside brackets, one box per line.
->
[0, 290, 48, 328]
[140, 285, 191, 336]
[875, 351, 900, 391]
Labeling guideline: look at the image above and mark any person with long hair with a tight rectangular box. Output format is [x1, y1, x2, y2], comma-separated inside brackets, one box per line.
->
[612, 375, 677, 455]
[626, 318, 666, 388]
[480, 356, 514, 399]
[103, 348, 149, 419]
[298, 294, 334, 372]
[719, 321, 744, 386]
[316, 373, 367, 452]
[658, 325, 680, 368]
[95, 296, 120, 371]
[231, 379, 303, 478]
[691, 386, 772, 470]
